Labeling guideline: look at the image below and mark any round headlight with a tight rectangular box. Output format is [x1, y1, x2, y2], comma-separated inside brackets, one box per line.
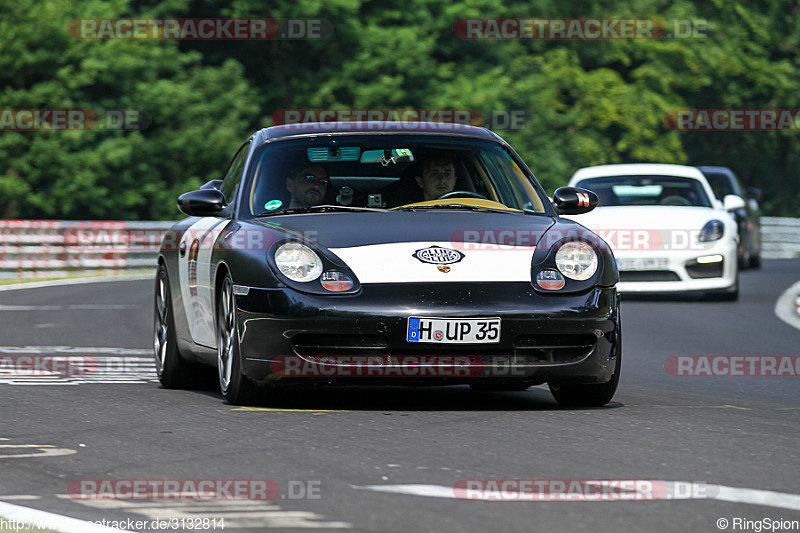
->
[555, 241, 598, 281]
[274, 243, 323, 282]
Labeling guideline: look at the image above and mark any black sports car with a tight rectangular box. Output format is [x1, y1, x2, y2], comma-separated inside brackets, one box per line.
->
[154, 122, 621, 407]
[697, 165, 762, 268]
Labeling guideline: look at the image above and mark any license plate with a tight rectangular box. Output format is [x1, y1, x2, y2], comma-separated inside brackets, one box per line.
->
[407, 317, 501, 344]
[617, 257, 669, 271]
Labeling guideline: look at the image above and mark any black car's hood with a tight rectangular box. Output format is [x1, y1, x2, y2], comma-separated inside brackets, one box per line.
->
[249, 210, 556, 249]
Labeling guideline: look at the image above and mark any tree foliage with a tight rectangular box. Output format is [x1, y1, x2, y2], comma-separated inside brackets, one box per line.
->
[1, 0, 798, 218]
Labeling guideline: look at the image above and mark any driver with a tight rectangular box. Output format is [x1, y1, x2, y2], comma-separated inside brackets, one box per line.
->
[415, 157, 456, 201]
[285, 165, 329, 208]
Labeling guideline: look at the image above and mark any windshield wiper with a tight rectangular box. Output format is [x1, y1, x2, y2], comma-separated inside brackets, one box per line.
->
[394, 204, 518, 215]
[256, 205, 386, 217]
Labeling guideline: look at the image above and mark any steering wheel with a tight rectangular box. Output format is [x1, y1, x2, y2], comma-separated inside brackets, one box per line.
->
[436, 190, 487, 201]
[659, 195, 691, 206]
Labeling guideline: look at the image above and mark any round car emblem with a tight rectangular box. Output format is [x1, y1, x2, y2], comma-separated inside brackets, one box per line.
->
[433, 330, 443, 341]
[412, 245, 465, 265]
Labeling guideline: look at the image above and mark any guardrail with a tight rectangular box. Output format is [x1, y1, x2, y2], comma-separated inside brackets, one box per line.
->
[0, 217, 798, 278]
[0, 220, 172, 278]
[760, 217, 800, 259]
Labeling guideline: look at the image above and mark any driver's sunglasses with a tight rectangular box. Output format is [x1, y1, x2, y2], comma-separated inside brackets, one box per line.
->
[302, 174, 329, 185]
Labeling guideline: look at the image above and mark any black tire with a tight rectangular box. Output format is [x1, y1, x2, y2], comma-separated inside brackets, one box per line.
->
[153, 265, 196, 388]
[548, 301, 622, 407]
[216, 274, 270, 405]
[548, 361, 620, 407]
[749, 253, 762, 269]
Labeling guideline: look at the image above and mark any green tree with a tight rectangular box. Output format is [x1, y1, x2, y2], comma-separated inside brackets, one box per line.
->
[0, 0, 258, 219]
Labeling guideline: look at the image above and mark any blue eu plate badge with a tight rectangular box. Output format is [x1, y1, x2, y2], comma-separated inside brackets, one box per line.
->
[407, 317, 421, 342]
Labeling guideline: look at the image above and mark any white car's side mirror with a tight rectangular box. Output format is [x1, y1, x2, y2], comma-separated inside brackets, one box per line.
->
[723, 194, 746, 211]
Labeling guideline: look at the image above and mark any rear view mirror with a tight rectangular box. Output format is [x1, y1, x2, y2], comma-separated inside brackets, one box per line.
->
[552, 187, 598, 215]
[178, 189, 226, 216]
[360, 148, 415, 164]
[723, 194, 746, 211]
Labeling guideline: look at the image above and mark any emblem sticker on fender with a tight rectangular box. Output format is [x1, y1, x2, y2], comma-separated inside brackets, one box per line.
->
[412, 245, 464, 265]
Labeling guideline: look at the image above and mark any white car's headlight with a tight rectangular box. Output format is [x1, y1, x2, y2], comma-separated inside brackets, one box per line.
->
[699, 219, 724, 242]
[274, 243, 323, 282]
[555, 241, 598, 281]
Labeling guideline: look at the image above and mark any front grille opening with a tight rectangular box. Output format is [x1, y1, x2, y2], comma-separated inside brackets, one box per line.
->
[685, 259, 724, 279]
[620, 270, 681, 282]
[514, 334, 597, 363]
[291, 333, 389, 355]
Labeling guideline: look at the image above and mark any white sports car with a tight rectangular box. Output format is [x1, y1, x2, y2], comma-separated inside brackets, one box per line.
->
[566, 164, 743, 300]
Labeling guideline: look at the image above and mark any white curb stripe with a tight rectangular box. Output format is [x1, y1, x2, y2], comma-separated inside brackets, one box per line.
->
[775, 280, 800, 331]
[0, 275, 153, 292]
[354, 482, 800, 511]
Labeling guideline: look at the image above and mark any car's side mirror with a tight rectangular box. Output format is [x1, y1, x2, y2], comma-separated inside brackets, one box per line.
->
[178, 188, 226, 216]
[745, 186, 762, 201]
[200, 179, 223, 190]
[552, 187, 598, 215]
[723, 194, 746, 211]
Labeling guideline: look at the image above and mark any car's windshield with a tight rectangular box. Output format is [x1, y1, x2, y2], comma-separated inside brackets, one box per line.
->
[701, 171, 739, 200]
[242, 135, 549, 217]
[575, 175, 712, 208]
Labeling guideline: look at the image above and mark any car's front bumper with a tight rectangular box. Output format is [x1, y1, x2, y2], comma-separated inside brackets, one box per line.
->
[233, 283, 620, 387]
[614, 238, 737, 294]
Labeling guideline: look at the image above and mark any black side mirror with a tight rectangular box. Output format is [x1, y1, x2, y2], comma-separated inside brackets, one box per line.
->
[552, 187, 598, 215]
[745, 186, 762, 201]
[200, 179, 223, 190]
[178, 189, 226, 216]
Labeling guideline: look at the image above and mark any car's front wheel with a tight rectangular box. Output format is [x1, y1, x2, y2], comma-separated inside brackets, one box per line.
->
[216, 274, 267, 405]
[548, 363, 620, 407]
[548, 302, 622, 407]
[154, 265, 195, 388]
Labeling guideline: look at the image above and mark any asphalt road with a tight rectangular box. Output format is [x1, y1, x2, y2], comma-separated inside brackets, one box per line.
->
[1, 260, 799, 532]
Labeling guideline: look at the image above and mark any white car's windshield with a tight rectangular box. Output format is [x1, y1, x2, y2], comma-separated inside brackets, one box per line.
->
[576, 175, 712, 208]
